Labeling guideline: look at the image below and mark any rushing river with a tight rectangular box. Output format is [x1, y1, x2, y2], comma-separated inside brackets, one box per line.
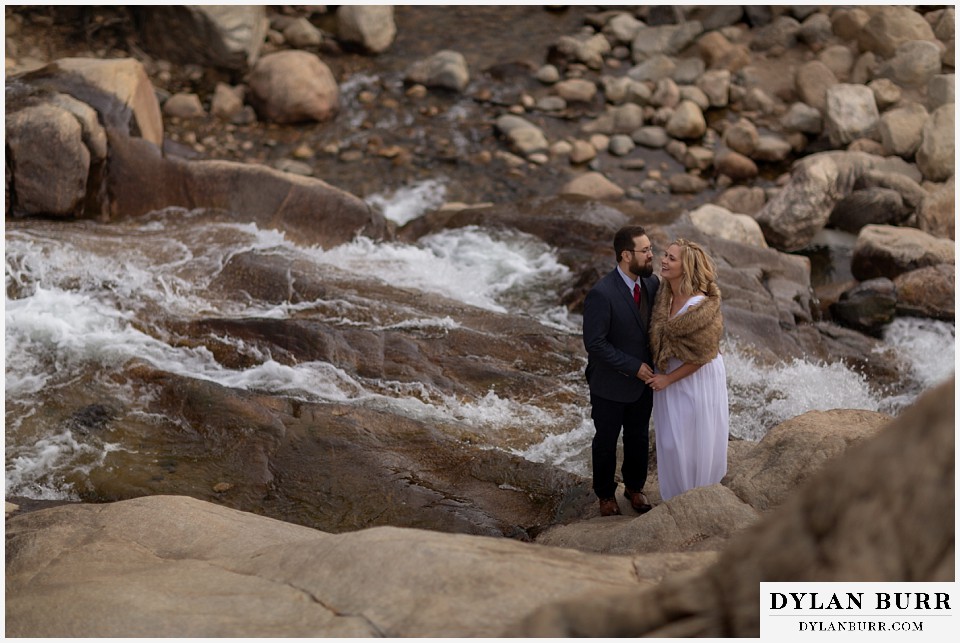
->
[4, 184, 955, 502]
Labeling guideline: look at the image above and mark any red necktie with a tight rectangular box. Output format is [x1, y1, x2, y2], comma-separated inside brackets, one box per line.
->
[633, 283, 641, 306]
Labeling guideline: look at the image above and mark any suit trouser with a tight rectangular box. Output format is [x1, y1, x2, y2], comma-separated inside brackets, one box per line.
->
[590, 391, 652, 499]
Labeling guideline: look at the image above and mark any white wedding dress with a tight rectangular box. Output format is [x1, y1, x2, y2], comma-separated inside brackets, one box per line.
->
[653, 295, 729, 501]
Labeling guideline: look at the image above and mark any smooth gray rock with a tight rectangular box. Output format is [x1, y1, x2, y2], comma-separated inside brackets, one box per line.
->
[851, 224, 955, 281]
[337, 5, 396, 53]
[879, 102, 928, 158]
[856, 6, 937, 58]
[405, 50, 470, 92]
[248, 50, 339, 123]
[538, 484, 760, 555]
[4, 495, 651, 637]
[876, 40, 945, 87]
[916, 103, 955, 181]
[824, 83, 880, 147]
[724, 409, 890, 511]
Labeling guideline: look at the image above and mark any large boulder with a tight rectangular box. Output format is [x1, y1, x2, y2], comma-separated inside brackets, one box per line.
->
[878, 102, 928, 158]
[724, 409, 890, 512]
[20, 57, 163, 147]
[665, 100, 707, 139]
[856, 6, 938, 59]
[582, 103, 645, 135]
[851, 224, 955, 281]
[795, 60, 838, 113]
[915, 103, 955, 182]
[495, 115, 549, 157]
[829, 278, 898, 335]
[827, 187, 911, 233]
[553, 32, 611, 70]
[4, 495, 650, 637]
[893, 264, 955, 320]
[688, 204, 767, 247]
[247, 50, 340, 124]
[99, 357, 593, 538]
[927, 73, 955, 110]
[722, 119, 759, 156]
[136, 5, 267, 72]
[754, 151, 921, 251]
[5, 55, 369, 243]
[875, 40, 946, 87]
[824, 84, 880, 147]
[5, 102, 91, 217]
[337, 5, 397, 54]
[916, 177, 955, 240]
[106, 133, 385, 247]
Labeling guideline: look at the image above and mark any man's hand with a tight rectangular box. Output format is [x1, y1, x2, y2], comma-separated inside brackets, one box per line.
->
[638, 363, 654, 382]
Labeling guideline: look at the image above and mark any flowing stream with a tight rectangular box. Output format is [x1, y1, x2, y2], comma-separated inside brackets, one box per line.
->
[5, 186, 955, 502]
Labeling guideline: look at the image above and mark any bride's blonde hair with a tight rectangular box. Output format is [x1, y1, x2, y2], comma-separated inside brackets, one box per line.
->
[670, 238, 717, 296]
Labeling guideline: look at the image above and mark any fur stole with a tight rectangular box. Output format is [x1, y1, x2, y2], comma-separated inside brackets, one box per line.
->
[650, 281, 723, 372]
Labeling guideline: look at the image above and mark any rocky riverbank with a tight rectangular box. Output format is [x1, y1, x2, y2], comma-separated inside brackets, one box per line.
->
[6, 5, 955, 322]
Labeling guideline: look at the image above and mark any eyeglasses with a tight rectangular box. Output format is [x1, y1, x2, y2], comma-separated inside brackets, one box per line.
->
[626, 247, 654, 255]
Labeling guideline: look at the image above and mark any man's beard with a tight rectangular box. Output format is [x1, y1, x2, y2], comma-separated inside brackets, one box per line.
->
[635, 261, 653, 278]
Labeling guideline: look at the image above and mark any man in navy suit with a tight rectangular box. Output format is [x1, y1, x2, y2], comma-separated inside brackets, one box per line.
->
[582, 225, 659, 516]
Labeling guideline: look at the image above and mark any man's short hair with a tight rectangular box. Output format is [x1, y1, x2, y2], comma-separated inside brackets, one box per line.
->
[614, 225, 647, 260]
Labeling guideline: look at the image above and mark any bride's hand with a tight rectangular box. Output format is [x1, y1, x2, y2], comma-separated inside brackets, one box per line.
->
[647, 374, 669, 392]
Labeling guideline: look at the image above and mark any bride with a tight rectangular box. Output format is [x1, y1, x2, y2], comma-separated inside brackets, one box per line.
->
[639, 239, 729, 501]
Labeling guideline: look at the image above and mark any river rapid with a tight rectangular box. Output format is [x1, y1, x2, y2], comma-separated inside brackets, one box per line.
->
[5, 187, 954, 506]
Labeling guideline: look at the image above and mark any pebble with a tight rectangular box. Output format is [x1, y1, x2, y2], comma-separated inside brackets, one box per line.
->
[293, 144, 314, 159]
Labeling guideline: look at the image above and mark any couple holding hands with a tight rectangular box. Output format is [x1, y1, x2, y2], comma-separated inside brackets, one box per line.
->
[583, 225, 729, 516]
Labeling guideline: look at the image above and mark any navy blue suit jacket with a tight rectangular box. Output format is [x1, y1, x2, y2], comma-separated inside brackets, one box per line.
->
[582, 269, 659, 403]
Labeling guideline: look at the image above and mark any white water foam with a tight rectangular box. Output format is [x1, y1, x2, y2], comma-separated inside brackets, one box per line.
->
[304, 226, 573, 316]
[881, 317, 955, 389]
[365, 179, 448, 225]
[5, 428, 125, 501]
[4, 284, 367, 404]
[723, 345, 883, 441]
[5, 221, 576, 416]
[511, 415, 594, 477]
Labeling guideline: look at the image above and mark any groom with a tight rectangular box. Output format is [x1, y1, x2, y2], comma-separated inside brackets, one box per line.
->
[582, 225, 658, 516]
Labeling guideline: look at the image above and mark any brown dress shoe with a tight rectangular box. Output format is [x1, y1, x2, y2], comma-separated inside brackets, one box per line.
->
[624, 487, 652, 514]
[598, 497, 622, 516]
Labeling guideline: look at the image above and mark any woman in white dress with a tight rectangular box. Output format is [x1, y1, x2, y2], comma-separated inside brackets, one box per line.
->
[639, 239, 729, 501]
